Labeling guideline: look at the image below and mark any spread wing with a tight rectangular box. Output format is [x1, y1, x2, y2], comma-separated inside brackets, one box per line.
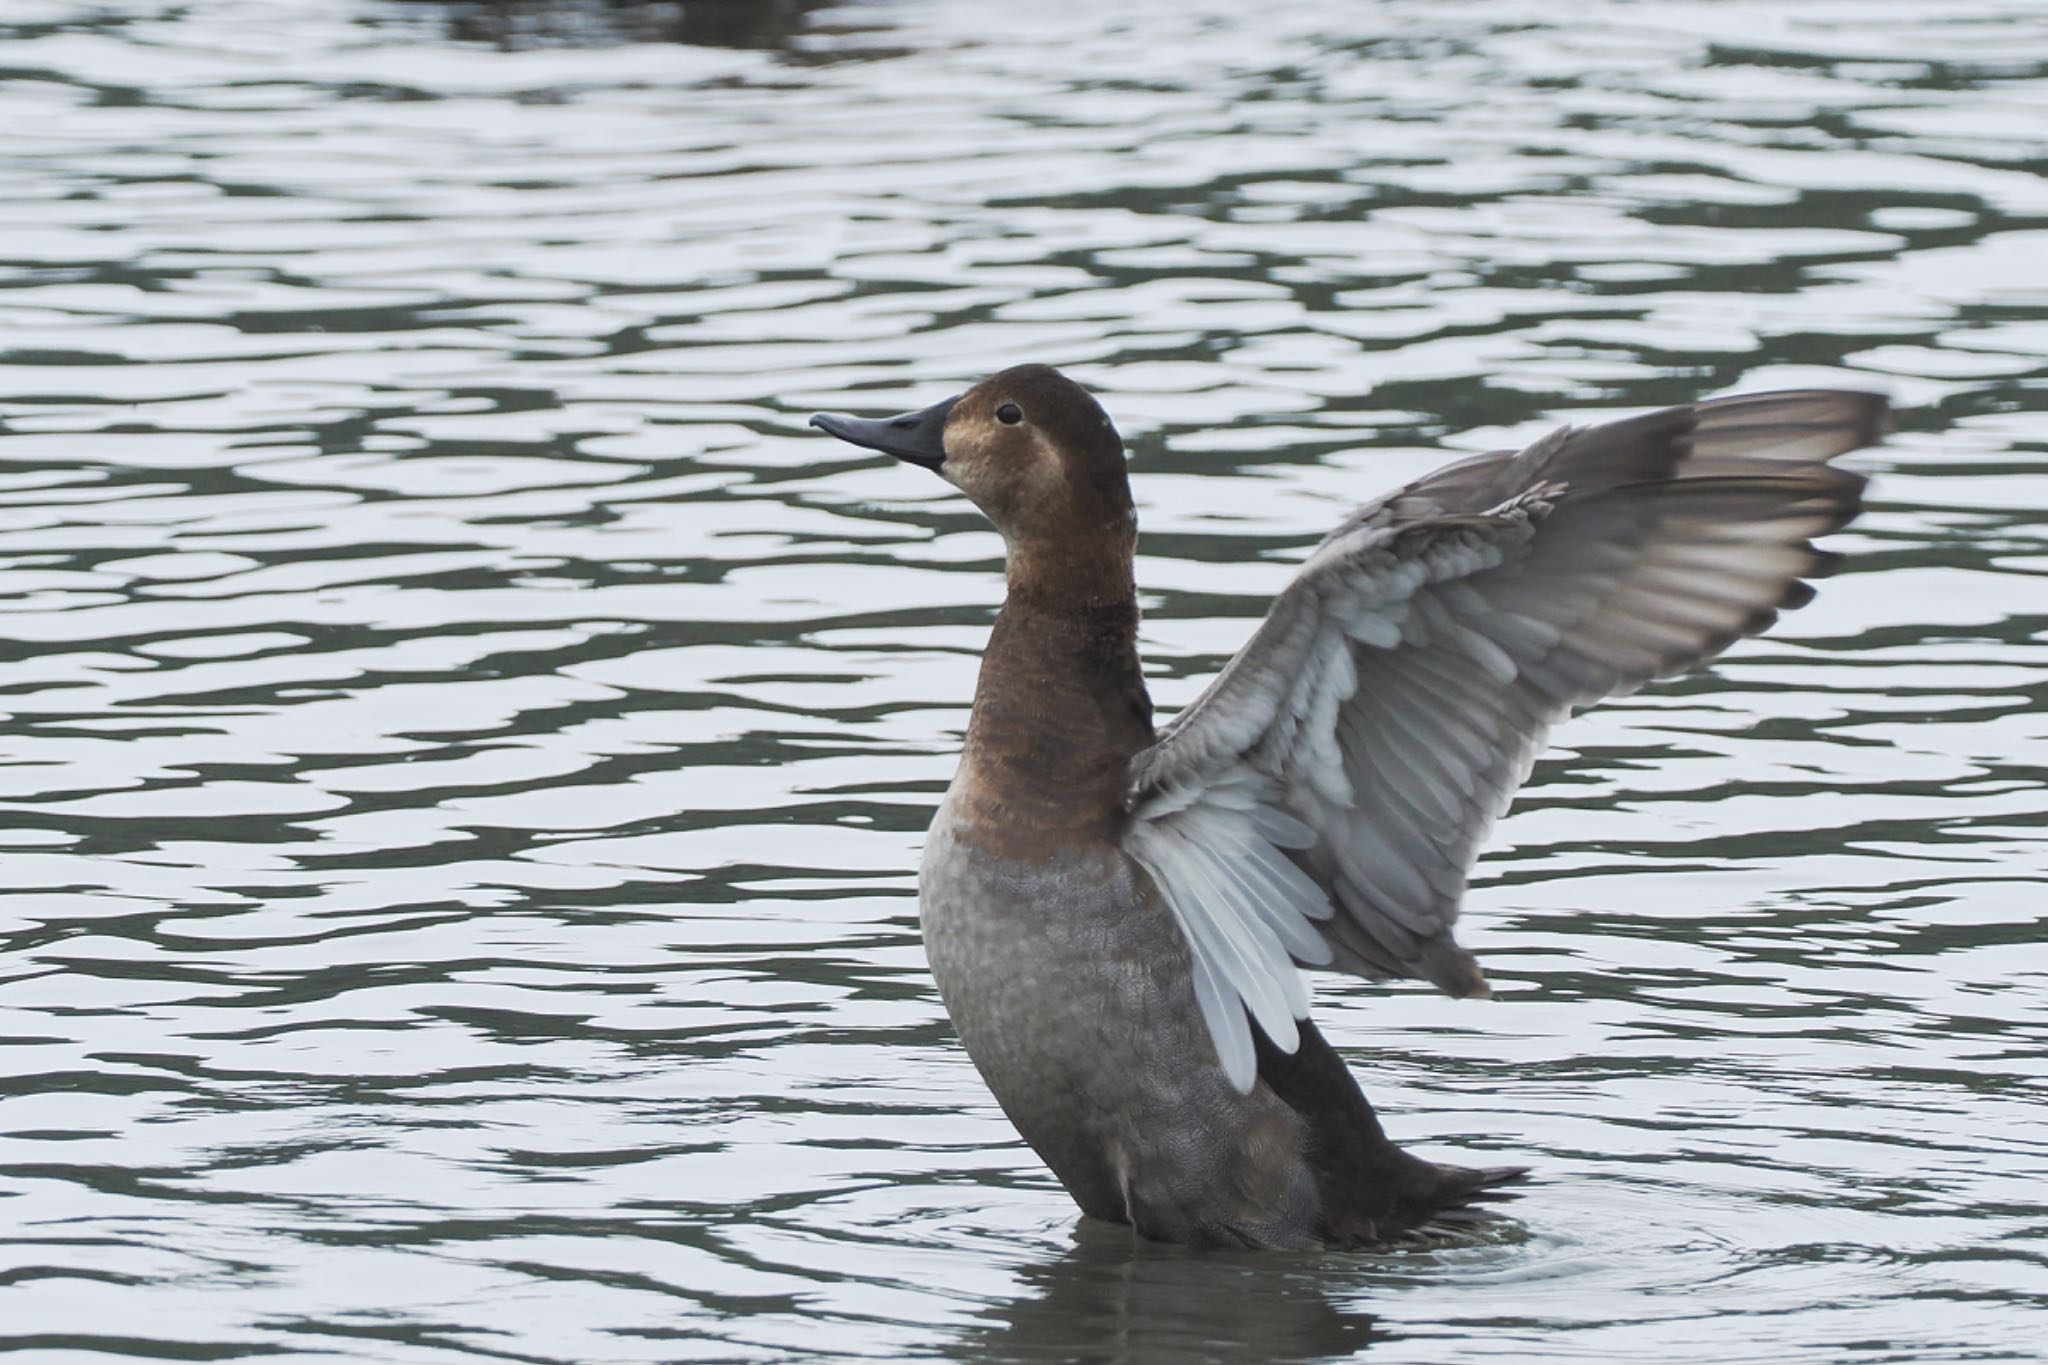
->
[1121, 391, 1886, 1090]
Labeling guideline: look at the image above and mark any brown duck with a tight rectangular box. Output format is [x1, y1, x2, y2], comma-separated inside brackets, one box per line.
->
[811, 366, 1883, 1249]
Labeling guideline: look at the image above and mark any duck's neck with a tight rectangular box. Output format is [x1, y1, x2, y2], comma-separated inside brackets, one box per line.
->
[953, 519, 1153, 850]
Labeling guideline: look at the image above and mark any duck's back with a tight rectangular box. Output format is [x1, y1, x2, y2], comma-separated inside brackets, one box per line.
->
[1252, 1016, 1526, 1245]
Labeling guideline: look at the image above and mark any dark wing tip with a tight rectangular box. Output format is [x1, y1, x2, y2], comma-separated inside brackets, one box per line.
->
[1690, 388, 1892, 467]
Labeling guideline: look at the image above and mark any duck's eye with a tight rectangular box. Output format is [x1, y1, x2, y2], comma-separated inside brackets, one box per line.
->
[995, 402, 1024, 426]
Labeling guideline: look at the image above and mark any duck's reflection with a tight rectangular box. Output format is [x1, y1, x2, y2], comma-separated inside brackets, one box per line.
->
[951, 1221, 1384, 1365]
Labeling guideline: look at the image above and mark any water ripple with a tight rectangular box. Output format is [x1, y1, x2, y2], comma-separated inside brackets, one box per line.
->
[0, 0, 2044, 1360]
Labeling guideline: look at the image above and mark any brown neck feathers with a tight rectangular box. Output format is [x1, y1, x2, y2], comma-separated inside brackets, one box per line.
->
[952, 519, 1153, 855]
[1002, 509, 1138, 611]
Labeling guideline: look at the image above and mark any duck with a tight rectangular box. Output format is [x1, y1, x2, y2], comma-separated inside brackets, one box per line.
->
[810, 365, 1884, 1249]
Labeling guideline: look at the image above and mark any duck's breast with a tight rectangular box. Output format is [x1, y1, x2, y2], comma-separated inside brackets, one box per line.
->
[917, 798, 1320, 1245]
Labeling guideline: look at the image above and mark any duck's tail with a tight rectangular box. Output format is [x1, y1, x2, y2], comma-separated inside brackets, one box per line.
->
[1436, 1160, 1530, 1203]
[1421, 1160, 1530, 1224]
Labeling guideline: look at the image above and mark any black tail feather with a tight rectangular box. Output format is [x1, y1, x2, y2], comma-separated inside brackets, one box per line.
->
[1431, 1161, 1530, 1210]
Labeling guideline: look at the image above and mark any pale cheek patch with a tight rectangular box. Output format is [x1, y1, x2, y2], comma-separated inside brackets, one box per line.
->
[1025, 433, 1066, 495]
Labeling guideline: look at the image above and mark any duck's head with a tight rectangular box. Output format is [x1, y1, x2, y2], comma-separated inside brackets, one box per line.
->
[810, 364, 1132, 543]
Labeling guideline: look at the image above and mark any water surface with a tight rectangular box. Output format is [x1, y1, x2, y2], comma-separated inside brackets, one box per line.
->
[2, 1, 2046, 1360]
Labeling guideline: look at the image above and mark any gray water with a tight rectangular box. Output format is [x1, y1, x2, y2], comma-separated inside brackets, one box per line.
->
[2, 0, 2046, 1360]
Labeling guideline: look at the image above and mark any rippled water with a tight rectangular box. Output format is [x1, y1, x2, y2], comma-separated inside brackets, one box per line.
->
[2, 0, 2045, 1360]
